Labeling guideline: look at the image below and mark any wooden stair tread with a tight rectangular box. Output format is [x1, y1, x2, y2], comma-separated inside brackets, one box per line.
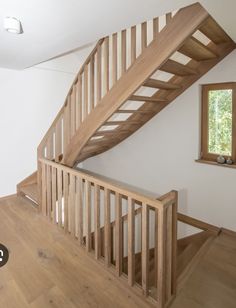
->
[95, 130, 127, 136]
[178, 230, 208, 248]
[17, 171, 37, 188]
[199, 17, 232, 44]
[115, 109, 153, 114]
[103, 120, 140, 126]
[129, 95, 168, 102]
[143, 78, 181, 90]
[177, 231, 214, 278]
[160, 59, 196, 76]
[177, 242, 200, 278]
[179, 37, 217, 61]
[19, 183, 38, 203]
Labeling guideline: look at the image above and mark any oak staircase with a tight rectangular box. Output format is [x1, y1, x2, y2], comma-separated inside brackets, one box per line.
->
[17, 3, 235, 307]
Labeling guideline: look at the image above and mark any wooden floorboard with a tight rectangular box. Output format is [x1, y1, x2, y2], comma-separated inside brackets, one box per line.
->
[0, 196, 151, 308]
[1, 195, 236, 307]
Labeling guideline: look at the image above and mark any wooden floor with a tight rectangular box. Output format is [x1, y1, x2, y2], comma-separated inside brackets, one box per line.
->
[1, 195, 236, 308]
[0, 195, 151, 308]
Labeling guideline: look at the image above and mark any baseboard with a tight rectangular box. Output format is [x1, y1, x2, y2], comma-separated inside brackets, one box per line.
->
[221, 228, 236, 238]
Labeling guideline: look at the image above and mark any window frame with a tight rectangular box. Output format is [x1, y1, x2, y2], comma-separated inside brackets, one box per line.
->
[201, 82, 236, 163]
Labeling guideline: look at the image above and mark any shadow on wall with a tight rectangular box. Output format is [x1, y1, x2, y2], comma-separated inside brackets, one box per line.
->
[177, 188, 201, 238]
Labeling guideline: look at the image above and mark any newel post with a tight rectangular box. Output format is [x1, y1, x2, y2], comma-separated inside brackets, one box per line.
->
[157, 190, 178, 308]
[37, 147, 43, 212]
[171, 190, 178, 298]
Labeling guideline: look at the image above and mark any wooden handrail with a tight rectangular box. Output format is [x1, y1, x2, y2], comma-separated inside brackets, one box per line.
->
[39, 158, 164, 210]
[177, 213, 220, 234]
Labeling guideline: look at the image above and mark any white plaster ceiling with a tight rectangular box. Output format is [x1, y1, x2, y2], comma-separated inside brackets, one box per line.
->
[0, 0, 235, 70]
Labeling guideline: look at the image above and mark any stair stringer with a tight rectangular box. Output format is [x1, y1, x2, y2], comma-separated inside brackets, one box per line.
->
[64, 3, 210, 166]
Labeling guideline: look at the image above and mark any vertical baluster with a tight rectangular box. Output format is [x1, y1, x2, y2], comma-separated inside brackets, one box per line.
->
[67, 95, 72, 140]
[41, 162, 47, 216]
[166, 205, 173, 302]
[68, 174, 75, 236]
[104, 188, 111, 266]
[128, 197, 135, 286]
[47, 134, 54, 160]
[141, 22, 147, 51]
[154, 208, 158, 288]
[153, 17, 159, 40]
[63, 171, 69, 233]
[90, 56, 95, 111]
[111, 222, 114, 265]
[75, 176, 79, 238]
[46, 164, 52, 219]
[97, 44, 102, 102]
[57, 168, 63, 227]
[142, 203, 149, 296]
[76, 177, 83, 245]
[79, 75, 83, 124]
[51, 166, 57, 224]
[79, 75, 83, 122]
[70, 87, 76, 137]
[55, 117, 62, 162]
[94, 184, 101, 259]
[37, 152, 43, 212]
[171, 192, 178, 297]
[76, 76, 82, 129]
[85, 180, 91, 252]
[115, 192, 122, 276]
[103, 37, 109, 96]
[112, 33, 118, 86]
[68, 173, 71, 233]
[75, 79, 79, 130]
[131, 26, 136, 64]
[63, 101, 70, 156]
[157, 206, 166, 306]
[166, 13, 172, 25]
[84, 66, 88, 118]
[121, 30, 126, 75]
[68, 95, 72, 142]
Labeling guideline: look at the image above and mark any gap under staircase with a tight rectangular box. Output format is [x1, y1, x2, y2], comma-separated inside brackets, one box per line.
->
[17, 2, 236, 307]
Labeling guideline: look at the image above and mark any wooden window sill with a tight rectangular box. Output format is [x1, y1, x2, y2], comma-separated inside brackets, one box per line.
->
[195, 159, 236, 169]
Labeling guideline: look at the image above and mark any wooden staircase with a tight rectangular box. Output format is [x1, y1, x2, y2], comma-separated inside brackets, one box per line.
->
[36, 3, 235, 169]
[17, 3, 235, 308]
[63, 5, 235, 166]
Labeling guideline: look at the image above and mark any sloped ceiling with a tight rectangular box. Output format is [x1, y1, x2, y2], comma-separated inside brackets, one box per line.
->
[0, 0, 235, 70]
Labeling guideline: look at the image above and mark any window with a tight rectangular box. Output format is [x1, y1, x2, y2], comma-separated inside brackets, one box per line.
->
[201, 82, 236, 163]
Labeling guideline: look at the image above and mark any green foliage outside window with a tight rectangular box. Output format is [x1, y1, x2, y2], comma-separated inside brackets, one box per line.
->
[208, 89, 232, 156]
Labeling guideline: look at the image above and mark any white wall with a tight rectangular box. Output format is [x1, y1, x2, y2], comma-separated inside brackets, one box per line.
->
[0, 44, 94, 197]
[83, 50, 236, 232]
